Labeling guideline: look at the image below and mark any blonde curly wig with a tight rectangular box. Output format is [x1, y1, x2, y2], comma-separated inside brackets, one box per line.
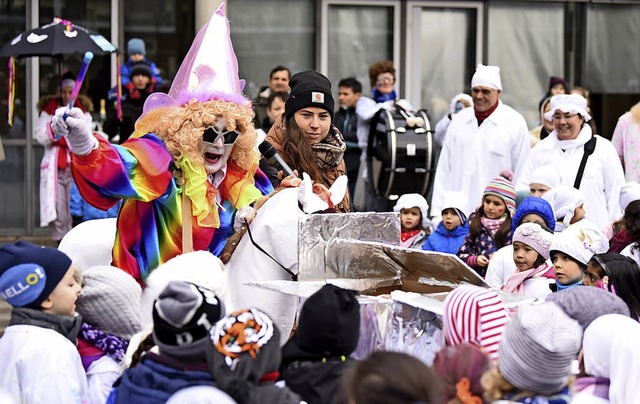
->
[132, 98, 259, 172]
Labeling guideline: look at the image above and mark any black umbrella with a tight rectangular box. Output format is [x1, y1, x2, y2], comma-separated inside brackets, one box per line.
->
[0, 17, 117, 58]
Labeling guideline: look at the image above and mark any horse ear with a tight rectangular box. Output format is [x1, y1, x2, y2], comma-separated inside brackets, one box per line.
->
[328, 175, 348, 206]
[298, 172, 329, 213]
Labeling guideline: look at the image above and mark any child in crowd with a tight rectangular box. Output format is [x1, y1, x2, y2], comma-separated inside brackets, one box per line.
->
[433, 343, 490, 404]
[457, 171, 516, 276]
[393, 193, 431, 249]
[423, 191, 469, 254]
[0, 241, 87, 402]
[583, 253, 640, 320]
[120, 38, 162, 86]
[342, 351, 441, 404]
[574, 314, 640, 403]
[280, 284, 360, 404]
[108, 281, 228, 403]
[542, 186, 586, 232]
[207, 307, 302, 404]
[76, 265, 143, 404]
[485, 196, 556, 288]
[443, 285, 511, 361]
[549, 221, 608, 292]
[501, 222, 556, 299]
[610, 182, 640, 253]
[528, 165, 560, 197]
[482, 303, 581, 403]
[259, 91, 289, 135]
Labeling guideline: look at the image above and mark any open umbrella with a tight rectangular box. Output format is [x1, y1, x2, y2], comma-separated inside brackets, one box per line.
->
[0, 17, 116, 58]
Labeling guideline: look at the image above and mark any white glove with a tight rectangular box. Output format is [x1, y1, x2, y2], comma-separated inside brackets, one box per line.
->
[233, 206, 256, 232]
[51, 107, 98, 156]
[395, 99, 414, 112]
[381, 100, 395, 111]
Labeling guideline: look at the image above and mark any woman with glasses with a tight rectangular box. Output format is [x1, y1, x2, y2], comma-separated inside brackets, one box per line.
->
[518, 93, 625, 233]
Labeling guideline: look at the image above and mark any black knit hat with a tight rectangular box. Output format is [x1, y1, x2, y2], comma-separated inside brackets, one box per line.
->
[130, 61, 152, 78]
[295, 284, 360, 356]
[284, 70, 334, 120]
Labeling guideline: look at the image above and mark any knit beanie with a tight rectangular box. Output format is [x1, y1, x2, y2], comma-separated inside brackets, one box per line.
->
[620, 181, 640, 212]
[443, 285, 511, 361]
[0, 241, 72, 308]
[545, 287, 630, 330]
[548, 76, 568, 93]
[442, 191, 468, 224]
[130, 61, 152, 78]
[528, 165, 560, 190]
[513, 222, 554, 260]
[511, 196, 556, 232]
[127, 38, 146, 55]
[294, 284, 360, 356]
[153, 281, 225, 361]
[498, 302, 582, 396]
[471, 64, 502, 91]
[76, 265, 142, 340]
[393, 193, 430, 228]
[549, 221, 608, 266]
[542, 186, 584, 227]
[284, 70, 334, 120]
[483, 171, 516, 217]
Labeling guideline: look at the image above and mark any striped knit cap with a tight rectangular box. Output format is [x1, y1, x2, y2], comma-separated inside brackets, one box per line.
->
[498, 302, 582, 396]
[443, 285, 511, 361]
[483, 170, 516, 217]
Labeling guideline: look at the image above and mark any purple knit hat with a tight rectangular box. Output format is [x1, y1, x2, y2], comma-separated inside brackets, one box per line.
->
[483, 170, 516, 217]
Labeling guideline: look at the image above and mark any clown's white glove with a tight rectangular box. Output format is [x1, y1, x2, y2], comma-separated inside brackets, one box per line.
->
[51, 107, 98, 156]
[233, 206, 256, 232]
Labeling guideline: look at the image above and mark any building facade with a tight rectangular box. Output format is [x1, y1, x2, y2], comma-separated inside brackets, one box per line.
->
[1, 0, 639, 237]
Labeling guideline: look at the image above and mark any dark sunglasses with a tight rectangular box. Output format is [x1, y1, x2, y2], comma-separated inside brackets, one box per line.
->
[203, 127, 240, 145]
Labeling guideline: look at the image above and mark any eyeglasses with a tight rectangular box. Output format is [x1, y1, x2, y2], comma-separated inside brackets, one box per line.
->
[376, 76, 394, 84]
[203, 126, 240, 145]
[552, 112, 579, 121]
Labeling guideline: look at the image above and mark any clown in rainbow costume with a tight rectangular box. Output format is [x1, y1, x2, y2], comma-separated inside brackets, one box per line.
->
[51, 5, 273, 281]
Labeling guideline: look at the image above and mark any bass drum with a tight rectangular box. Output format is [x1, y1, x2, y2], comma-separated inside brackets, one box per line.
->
[368, 108, 435, 199]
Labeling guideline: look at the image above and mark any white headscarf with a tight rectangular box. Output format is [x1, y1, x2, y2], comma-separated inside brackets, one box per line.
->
[620, 182, 640, 213]
[583, 314, 640, 403]
[542, 186, 585, 227]
[449, 93, 473, 113]
[545, 94, 592, 122]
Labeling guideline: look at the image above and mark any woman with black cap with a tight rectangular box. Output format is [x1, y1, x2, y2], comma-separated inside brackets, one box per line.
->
[263, 70, 350, 212]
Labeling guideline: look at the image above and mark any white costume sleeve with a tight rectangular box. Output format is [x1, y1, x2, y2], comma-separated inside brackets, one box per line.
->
[511, 114, 532, 187]
[598, 137, 626, 222]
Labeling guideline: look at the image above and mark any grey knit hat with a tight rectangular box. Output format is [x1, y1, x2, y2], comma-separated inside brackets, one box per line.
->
[545, 286, 630, 330]
[76, 265, 142, 340]
[498, 303, 582, 396]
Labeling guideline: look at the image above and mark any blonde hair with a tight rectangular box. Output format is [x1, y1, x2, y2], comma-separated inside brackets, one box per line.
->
[133, 98, 259, 172]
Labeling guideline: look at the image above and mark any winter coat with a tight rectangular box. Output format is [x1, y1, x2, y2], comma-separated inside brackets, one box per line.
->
[518, 125, 625, 232]
[401, 229, 429, 250]
[0, 325, 88, 403]
[423, 221, 469, 254]
[70, 180, 121, 223]
[280, 358, 350, 404]
[431, 101, 531, 219]
[611, 103, 640, 183]
[457, 212, 512, 277]
[107, 353, 217, 404]
[86, 355, 123, 404]
[34, 98, 92, 227]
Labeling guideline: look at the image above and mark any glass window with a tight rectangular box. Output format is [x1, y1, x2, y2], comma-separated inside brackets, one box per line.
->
[487, 1, 565, 129]
[584, 3, 640, 94]
[0, 146, 26, 231]
[409, 5, 477, 124]
[326, 4, 395, 98]
[228, 0, 315, 99]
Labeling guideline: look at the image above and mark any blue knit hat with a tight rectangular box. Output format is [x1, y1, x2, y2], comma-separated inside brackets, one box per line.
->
[0, 241, 72, 308]
[127, 38, 146, 55]
[512, 197, 555, 232]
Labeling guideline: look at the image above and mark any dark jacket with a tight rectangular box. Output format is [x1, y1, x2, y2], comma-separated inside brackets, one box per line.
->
[423, 221, 470, 255]
[333, 106, 361, 180]
[457, 212, 512, 276]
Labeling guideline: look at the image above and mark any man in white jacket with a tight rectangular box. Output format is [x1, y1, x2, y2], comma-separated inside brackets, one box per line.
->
[431, 64, 530, 221]
[517, 94, 625, 233]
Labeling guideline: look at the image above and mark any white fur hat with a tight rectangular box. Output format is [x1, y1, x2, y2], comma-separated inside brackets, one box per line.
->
[449, 93, 473, 113]
[620, 182, 640, 213]
[549, 220, 608, 266]
[544, 94, 592, 122]
[393, 193, 430, 228]
[542, 186, 584, 227]
[513, 222, 555, 260]
[471, 64, 502, 91]
[529, 165, 560, 190]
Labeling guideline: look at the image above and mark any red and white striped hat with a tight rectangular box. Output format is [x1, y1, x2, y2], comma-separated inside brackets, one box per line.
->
[443, 285, 511, 360]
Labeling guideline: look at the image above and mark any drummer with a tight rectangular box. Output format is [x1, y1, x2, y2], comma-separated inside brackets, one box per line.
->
[264, 70, 350, 212]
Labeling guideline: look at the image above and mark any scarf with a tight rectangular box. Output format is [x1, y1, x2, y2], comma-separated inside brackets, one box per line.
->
[79, 322, 129, 363]
[311, 128, 346, 171]
[372, 88, 397, 103]
[474, 101, 499, 125]
[480, 215, 506, 236]
[551, 124, 592, 151]
[502, 262, 554, 295]
[504, 387, 572, 404]
[9, 307, 82, 344]
[555, 277, 584, 292]
[573, 377, 610, 400]
[609, 229, 632, 253]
